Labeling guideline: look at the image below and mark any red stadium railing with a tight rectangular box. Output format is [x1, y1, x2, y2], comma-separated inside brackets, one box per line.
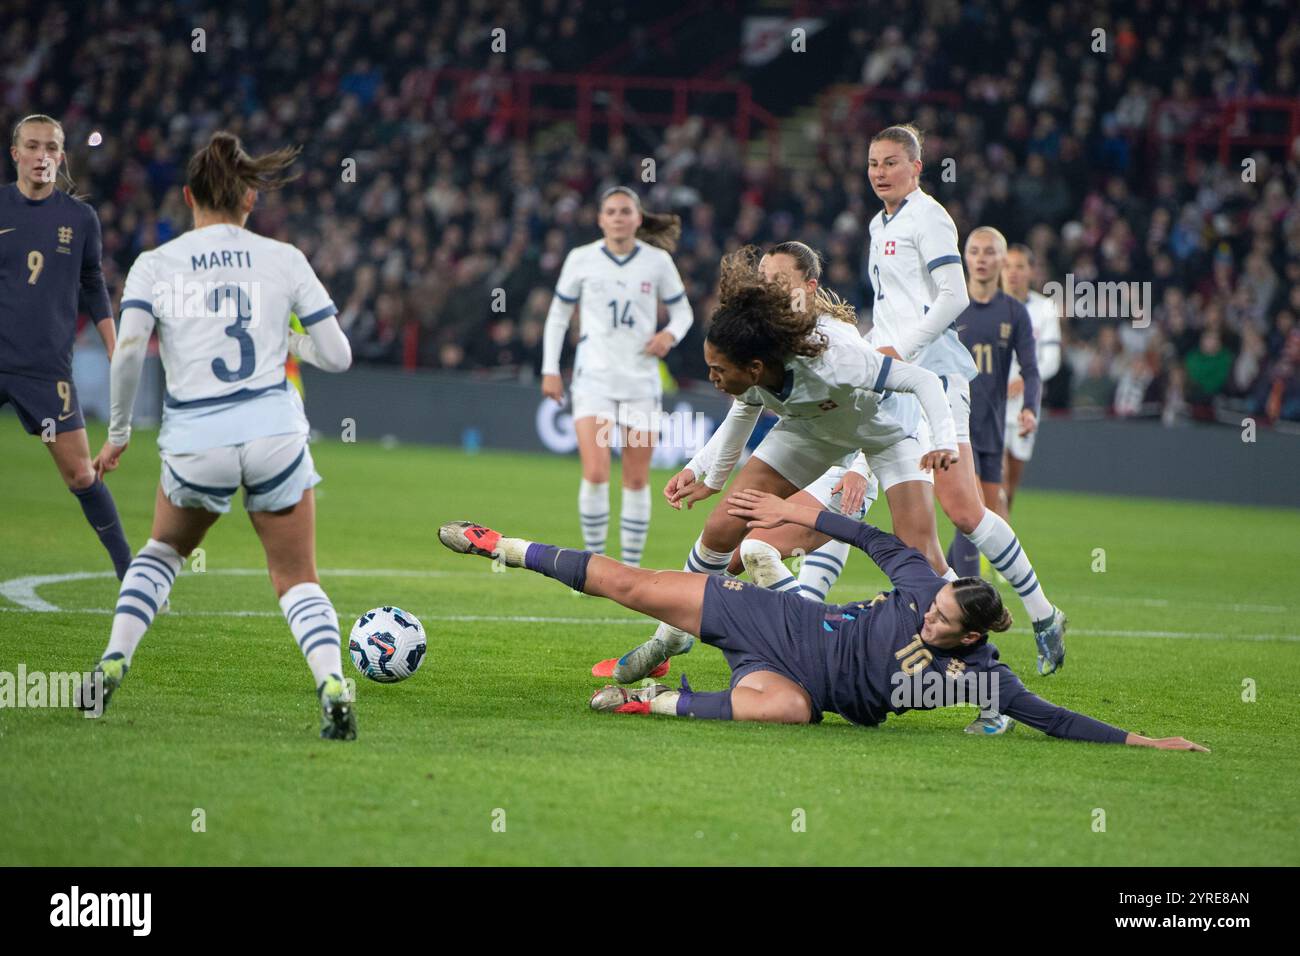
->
[401, 67, 780, 155]
[819, 86, 964, 132]
[1146, 96, 1300, 177]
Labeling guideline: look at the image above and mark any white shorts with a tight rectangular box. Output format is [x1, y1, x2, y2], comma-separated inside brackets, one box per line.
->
[570, 390, 661, 433]
[1005, 413, 1037, 461]
[754, 421, 935, 493]
[803, 466, 879, 520]
[752, 423, 857, 490]
[864, 425, 935, 491]
[941, 374, 972, 446]
[161, 433, 321, 514]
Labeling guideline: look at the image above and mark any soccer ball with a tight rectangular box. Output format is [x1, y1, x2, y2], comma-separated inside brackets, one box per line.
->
[348, 606, 427, 683]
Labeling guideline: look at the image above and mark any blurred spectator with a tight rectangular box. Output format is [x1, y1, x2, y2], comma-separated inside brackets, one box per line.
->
[3, 0, 1297, 428]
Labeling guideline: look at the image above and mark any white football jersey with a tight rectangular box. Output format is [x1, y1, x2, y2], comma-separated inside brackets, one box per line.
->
[1007, 289, 1062, 420]
[553, 239, 687, 398]
[120, 223, 335, 453]
[736, 316, 911, 455]
[866, 187, 978, 381]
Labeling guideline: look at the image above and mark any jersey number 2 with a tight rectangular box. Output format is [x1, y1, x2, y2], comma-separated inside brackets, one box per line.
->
[209, 284, 256, 382]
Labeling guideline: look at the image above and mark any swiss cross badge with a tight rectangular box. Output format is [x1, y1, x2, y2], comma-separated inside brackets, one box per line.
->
[884, 240, 896, 255]
[641, 281, 652, 294]
[819, 399, 838, 411]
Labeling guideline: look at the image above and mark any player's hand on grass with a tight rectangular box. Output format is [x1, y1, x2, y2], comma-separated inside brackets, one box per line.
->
[1126, 733, 1210, 753]
[726, 489, 799, 529]
[93, 440, 128, 479]
[665, 468, 715, 510]
[920, 449, 957, 472]
[541, 374, 565, 404]
[1018, 409, 1037, 438]
[643, 330, 675, 358]
[832, 471, 868, 517]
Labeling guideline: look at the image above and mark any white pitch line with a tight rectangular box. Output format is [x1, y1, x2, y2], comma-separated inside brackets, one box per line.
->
[0, 604, 1295, 642]
[4, 569, 1294, 616]
[2, 569, 1298, 642]
[0, 567, 486, 612]
[1053, 593, 1290, 614]
[1067, 628, 1300, 643]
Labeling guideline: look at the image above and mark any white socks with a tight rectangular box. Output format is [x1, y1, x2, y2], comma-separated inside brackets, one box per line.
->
[279, 582, 344, 688]
[653, 534, 736, 650]
[964, 509, 1054, 622]
[620, 486, 651, 566]
[104, 538, 183, 664]
[578, 479, 609, 554]
[740, 539, 804, 594]
[684, 534, 733, 575]
[795, 539, 851, 601]
[650, 691, 682, 715]
[942, 566, 959, 582]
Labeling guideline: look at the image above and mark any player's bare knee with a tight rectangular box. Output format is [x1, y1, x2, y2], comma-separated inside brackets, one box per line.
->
[948, 504, 983, 534]
[772, 691, 812, 724]
[701, 510, 742, 552]
[66, 468, 96, 491]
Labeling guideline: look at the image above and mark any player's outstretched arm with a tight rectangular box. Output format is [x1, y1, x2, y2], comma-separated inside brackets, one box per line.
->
[726, 488, 822, 531]
[998, 673, 1209, 750]
[877, 357, 959, 469]
[664, 467, 715, 511]
[1124, 734, 1210, 752]
[670, 400, 762, 508]
[729, 489, 939, 588]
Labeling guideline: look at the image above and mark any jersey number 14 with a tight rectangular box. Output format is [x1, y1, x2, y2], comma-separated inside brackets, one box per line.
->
[608, 299, 635, 329]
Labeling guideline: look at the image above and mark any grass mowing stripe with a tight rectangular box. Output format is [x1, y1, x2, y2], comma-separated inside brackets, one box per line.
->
[1, 423, 1297, 865]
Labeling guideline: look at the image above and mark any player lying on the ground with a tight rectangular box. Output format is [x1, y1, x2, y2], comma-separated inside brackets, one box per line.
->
[437, 505, 1206, 750]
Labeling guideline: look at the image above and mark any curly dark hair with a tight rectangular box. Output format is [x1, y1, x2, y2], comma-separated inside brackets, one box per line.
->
[705, 246, 828, 369]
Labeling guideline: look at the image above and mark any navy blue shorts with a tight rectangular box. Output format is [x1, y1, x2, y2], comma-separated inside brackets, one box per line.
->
[0, 371, 85, 435]
[699, 576, 829, 721]
[973, 446, 1003, 484]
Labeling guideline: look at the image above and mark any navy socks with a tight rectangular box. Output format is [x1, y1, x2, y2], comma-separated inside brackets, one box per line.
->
[946, 533, 981, 579]
[675, 675, 733, 720]
[72, 479, 132, 579]
[524, 543, 593, 593]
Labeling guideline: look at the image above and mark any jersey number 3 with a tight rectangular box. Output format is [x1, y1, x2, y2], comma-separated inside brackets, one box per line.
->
[209, 284, 256, 382]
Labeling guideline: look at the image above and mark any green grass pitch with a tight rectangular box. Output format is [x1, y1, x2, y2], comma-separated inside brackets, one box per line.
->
[1, 419, 1298, 866]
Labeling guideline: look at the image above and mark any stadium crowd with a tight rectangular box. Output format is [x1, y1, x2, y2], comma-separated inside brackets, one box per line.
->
[3, 0, 1298, 424]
